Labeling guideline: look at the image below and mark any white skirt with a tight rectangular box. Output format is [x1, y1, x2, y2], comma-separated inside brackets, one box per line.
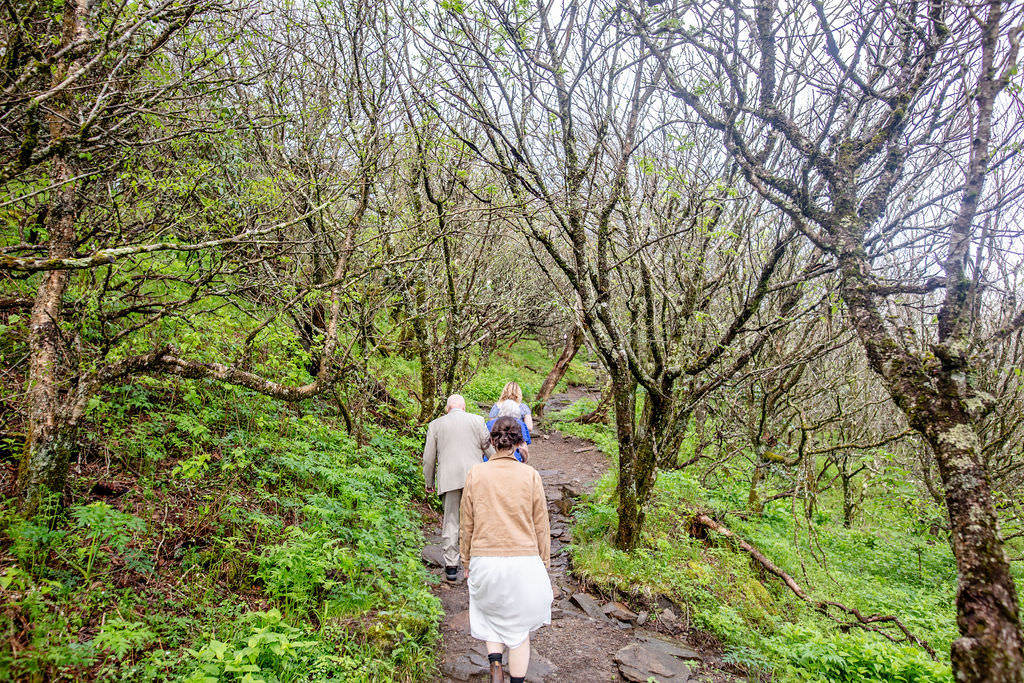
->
[468, 555, 553, 647]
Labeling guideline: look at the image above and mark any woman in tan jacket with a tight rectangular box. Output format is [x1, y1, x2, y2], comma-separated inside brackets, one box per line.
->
[460, 416, 552, 683]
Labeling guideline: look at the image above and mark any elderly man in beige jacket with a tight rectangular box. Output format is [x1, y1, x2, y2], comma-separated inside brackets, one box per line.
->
[423, 394, 494, 582]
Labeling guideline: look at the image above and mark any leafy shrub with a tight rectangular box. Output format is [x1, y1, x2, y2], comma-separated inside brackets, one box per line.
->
[184, 609, 316, 682]
[257, 527, 354, 607]
[93, 618, 157, 660]
[70, 501, 149, 580]
[772, 625, 951, 682]
[5, 496, 67, 577]
[1, 371, 442, 681]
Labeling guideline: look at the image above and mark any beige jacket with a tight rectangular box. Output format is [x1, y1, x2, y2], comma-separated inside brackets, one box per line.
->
[423, 409, 493, 495]
[459, 450, 551, 567]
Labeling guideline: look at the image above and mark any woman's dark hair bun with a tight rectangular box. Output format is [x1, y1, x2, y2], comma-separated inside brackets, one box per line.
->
[490, 416, 524, 450]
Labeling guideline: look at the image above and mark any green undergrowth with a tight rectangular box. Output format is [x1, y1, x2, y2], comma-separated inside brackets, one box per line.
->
[0, 328, 596, 681]
[547, 397, 618, 455]
[550, 404, 955, 682]
[0, 378, 441, 682]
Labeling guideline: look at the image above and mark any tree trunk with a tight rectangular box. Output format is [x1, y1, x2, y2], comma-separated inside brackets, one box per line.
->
[17, 0, 104, 511]
[841, 471, 854, 528]
[840, 247, 1024, 681]
[690, 405, 711, 462]
[409, 283, 439, 423]
[610, 367, 643, 550]
[417, 351, 438, 423]
[17, 419, 78, 512]
[611, 369, 668, 550]
[921, 411, 1024, 682]
[18, 157, 80, 511]
[748, 464, 764, 515]
[534, 323, 584, 419]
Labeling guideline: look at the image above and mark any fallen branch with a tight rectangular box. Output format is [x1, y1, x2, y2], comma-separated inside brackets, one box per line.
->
[692, 513, 937, 659]
[0, 296, 33, 310]
[573, 383, 613, 425]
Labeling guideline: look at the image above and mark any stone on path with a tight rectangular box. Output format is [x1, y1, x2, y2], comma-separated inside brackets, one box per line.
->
[449, 609, 470, 633]
[525, 654, 556, 682]
[443, 654, 484, 681]
[553, 497, 573, 516]
[634, 631, 702, 661]
[557, 597, 585, 618]
[614, 643, 692, 683]
[561, 481, 585, 498]
[421, 543, 444, 568]
[603, 600, 639, 624]
[570, 592, 609, 621]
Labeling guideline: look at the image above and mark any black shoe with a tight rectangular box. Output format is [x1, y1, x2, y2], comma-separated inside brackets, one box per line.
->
[445, 566, 458, 582]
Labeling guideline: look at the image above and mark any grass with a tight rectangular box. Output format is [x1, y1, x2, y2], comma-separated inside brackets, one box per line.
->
[549, 403, 957, 683]
[0, 377, 441, 682]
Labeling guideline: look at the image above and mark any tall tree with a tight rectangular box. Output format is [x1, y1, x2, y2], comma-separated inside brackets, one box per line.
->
[2, 0, 258, 508]
[625, 0, 1024, 677]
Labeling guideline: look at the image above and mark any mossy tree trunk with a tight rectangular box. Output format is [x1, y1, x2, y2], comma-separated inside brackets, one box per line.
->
[634, 0, 1024, 675]
[610, 365, 692, 550]
[16, 0, 88, 510]
[20, 260, 80, 511]
[611, 366, 642, 549]
[846, 266, 1024, 677]
[840, 466, 854, 529]
[921, 411, 1021, 679]
[748, 465, 764, 515]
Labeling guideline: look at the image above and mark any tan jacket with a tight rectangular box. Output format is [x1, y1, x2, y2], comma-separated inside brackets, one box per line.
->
[423, 409, 493, 495]
[459, 450, 551, 567]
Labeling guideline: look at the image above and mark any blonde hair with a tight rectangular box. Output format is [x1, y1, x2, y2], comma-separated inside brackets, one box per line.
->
[498, 381, 523, 403]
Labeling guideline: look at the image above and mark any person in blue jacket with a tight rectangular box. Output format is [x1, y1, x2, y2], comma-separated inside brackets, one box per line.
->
[488, 382, 533, 432]
[485, 399, 531, 462]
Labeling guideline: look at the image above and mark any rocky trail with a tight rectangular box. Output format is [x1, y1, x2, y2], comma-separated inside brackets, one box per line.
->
[420, 395, 746, 683]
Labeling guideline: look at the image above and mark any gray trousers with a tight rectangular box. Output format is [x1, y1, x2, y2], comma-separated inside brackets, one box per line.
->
[442, 489, 463, 568]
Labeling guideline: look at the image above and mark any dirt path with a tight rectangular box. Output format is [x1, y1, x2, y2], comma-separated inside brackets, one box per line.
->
[421, 412, 744, 682]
